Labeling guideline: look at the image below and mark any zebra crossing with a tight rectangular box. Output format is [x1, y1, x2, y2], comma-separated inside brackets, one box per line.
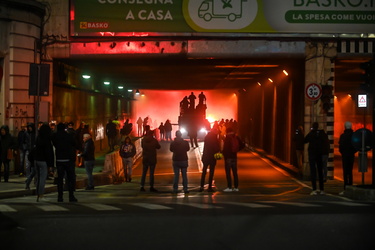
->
[0, 200, 372, 213]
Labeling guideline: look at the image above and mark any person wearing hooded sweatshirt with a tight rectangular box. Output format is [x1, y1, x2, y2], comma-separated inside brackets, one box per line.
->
[339, 121, 358, 195]
[140, 130, 161, 192]
[170, 130, 190, 194]
[34, 124, 54, 202]
[52, 123, 77, 202]
[120, 136, 136, 182]
[0, 125, 16, 182]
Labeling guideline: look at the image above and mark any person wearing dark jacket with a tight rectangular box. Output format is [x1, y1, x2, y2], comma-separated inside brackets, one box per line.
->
[24, 123, 37, 190]
[120, 136, 136, 182]
[16, 124, 28, 176]
[140, 130, 161, 192]
[0, 125, 16, 182]
[78, 133, 95, 190]
[199, 128, 220, 192]
[34, 124, 54, 202]
[52, 123, 77, 202]
[222, 127, 245, 192]
[339, 121, 358, 194]
[170, 130, 190, 194]
[304, 122, 326, 195]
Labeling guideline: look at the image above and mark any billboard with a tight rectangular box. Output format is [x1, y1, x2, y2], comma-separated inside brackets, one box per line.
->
[70, 0, 375, 36]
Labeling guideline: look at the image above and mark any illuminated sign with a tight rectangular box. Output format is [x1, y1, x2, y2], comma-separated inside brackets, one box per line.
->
[358, 94, 367, 107]
[70, 0, 375, 36]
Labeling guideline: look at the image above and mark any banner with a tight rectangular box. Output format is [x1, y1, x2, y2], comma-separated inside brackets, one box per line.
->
[70, 0, 375, 36]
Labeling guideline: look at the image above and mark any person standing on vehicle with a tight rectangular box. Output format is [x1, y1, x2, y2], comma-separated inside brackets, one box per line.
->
[170, 130, 190, 194]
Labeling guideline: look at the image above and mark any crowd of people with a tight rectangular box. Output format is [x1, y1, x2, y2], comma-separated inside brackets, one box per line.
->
[0, 121, 95, 202]
[0, 115, 361, 199]
[120, 117, 245, 194]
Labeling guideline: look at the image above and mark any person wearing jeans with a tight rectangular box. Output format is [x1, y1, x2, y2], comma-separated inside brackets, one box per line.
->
[222, 127, 244, 192]
[79, 133, 95, 190]
[33, 124, 54, 202]
[120, 136, 136, 182]
[170, 130, 190, 194]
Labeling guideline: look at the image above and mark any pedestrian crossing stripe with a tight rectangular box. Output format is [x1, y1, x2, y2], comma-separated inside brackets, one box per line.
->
[260, 201, 321, 207]
[0, 204, 17, 212]
[328, 201, 371, 207]
[36, 204, 69, 212]
[221, 202, 273, 208]
[172, 202, 223, 209]
[81, 203, 122, 211]
[130, 203, 173, 210]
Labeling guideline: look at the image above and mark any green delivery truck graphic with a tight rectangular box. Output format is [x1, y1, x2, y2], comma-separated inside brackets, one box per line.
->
[198, 0, 247, 22]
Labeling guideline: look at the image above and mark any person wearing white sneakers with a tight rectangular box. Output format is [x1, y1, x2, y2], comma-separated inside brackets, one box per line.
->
[222, 127, 244, 192]
[304, 122, 326, 195]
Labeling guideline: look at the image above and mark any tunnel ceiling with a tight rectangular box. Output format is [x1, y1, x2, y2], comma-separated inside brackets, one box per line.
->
[59, 56, 299, 90]
[59, 56, 367, 94]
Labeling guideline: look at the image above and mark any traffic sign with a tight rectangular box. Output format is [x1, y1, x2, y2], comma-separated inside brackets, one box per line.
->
[306, 83, 322, 101]
[358, 94, 367, 107]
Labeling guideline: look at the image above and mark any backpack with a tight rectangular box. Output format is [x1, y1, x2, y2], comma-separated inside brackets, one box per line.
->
[230, 135, 240, 153]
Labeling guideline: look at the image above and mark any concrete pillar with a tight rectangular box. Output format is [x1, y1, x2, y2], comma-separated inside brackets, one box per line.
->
[0, 0, 46, 134]
[303, 42, 337, 180]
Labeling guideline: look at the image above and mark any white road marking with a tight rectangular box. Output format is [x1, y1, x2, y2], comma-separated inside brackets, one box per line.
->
[130, 203, 173, 210]
[221, 202, 273, 208]
[328, 201, 371, 207]
[81, 203, 121, 211]
[0, 204, 17, 212]
[36, 204, 69, 212]
[260, 201, 322, 207]
[173, 202, 223, 209]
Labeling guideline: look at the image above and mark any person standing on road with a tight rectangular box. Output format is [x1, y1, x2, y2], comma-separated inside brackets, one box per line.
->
[222, 127, 245, 192]
[170, 130, 190, 194]
[199, 128, 220, 192]
[78, 133, 95, 190]
[120, 136, 136, 182]
[158, 122, 165, 141]
[304, 122, 326, 195]
[16, 124, 28, 177]
[34, 124, 54, 202]
[52, 123, 78, 202]
[0, 125, 16, 182]
[338, 121, 358, 195]
[140, 130, 161, 192]
[24, 123, 36, 189]
[164, 119, 172, 141]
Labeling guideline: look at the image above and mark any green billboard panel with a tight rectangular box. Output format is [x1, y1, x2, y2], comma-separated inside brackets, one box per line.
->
[70, 0, 375, 36]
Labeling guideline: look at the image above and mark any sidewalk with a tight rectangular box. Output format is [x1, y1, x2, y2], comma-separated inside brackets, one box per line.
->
[0, 152, 109, 200]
